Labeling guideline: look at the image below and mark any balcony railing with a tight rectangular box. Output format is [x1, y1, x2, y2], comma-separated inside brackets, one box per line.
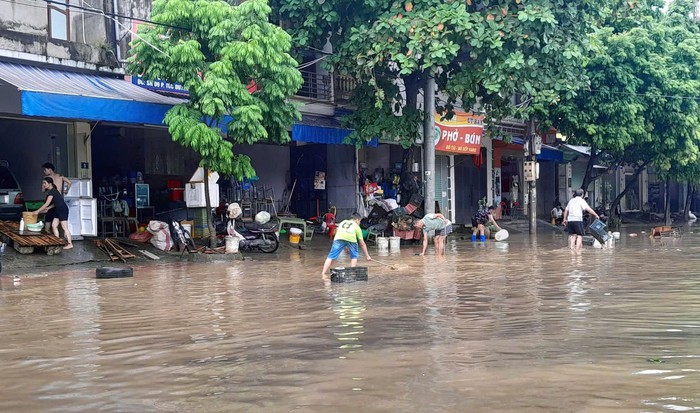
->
[333, 74, 357, 103]
[296, 70, 332, 101]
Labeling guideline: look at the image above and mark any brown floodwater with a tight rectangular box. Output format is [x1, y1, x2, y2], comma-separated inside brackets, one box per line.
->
[1, 227, 700, 412]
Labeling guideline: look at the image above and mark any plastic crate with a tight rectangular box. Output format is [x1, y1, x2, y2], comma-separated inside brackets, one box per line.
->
[587, 219, 610, 244]
[330, 266, 368, 283]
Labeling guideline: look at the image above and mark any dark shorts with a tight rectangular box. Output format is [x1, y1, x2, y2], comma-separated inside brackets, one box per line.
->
[45, 209, 56, 223]
[436, 224, 453, 237]
[567, 221, 585, 236]
[48, 205, 69, 222]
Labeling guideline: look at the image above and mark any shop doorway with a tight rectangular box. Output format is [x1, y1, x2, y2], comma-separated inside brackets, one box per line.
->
[289, 144, 327, 219]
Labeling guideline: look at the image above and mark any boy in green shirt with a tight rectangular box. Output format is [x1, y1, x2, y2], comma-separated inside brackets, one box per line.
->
[321, 213, 372, 275]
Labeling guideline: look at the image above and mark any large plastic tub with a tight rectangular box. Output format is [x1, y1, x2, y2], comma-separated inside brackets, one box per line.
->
[588, 219, 610, 244]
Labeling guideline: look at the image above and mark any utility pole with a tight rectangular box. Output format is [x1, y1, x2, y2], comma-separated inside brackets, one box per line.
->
[423, 73, 436, 215]
[524, 118, 540, 234]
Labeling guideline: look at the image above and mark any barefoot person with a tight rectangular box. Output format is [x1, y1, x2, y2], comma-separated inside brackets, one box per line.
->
[42, 162, 72, 196]
[322, 212, 371, 275]
[415, 213, 452, 256]
[32, 177, 73, 249]
[563, 188, 599, 251]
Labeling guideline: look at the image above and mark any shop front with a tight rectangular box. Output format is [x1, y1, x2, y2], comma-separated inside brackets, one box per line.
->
[0, 60, 196, 238]
[434, 111, 488, 225]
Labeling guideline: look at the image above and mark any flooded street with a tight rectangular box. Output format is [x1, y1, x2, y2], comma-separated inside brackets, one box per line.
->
[2, 228, 700, 412]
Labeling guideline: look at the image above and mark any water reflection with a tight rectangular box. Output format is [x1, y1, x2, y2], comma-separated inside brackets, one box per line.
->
[0, 231, 700, 412]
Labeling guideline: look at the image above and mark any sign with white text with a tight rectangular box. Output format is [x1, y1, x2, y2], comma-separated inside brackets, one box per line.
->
[434, 111, 484, 155]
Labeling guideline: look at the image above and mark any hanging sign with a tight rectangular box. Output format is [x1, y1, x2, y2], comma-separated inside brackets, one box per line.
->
[434, 111, 484, 155]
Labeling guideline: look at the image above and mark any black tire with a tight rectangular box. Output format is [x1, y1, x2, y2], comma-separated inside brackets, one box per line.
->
[96, 267, 133, 279]
[258, 235, 279, 253]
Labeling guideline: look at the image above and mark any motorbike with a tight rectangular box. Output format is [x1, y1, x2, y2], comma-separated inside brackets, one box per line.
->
[234, 221, 279, 253]
[221, 202, 279, 253]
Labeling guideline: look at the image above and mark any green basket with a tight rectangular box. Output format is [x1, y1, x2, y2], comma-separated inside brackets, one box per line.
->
[25, 201, 44, 211]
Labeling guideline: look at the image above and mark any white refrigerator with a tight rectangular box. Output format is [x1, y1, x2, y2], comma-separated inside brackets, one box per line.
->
[65, 178, 97, 239]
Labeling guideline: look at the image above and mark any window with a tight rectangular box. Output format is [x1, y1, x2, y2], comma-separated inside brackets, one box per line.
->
[48, 1, 69, 41]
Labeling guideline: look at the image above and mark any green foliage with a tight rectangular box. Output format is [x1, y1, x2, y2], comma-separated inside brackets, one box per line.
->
[548, 0, 700, 184]
[270, 0, 596, 145]
[127, 0, 302, 179]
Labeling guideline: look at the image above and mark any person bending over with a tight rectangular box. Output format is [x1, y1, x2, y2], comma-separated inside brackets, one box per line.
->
[322, 212, 371, 275]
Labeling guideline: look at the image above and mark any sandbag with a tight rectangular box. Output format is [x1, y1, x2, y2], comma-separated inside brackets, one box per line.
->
[147, 220, 172, 251]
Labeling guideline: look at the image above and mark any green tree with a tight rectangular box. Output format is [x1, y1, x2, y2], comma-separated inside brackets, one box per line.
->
[271, 0, 597, 144]
[548, 0, 700, 223]
[127, 0, 302, 247]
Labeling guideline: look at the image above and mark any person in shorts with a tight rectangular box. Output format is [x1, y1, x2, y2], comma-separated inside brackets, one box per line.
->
[563, 188, 599, 250]
[414, 213, 452, 256]
[31, 177, 73, 249]
[471, 205, 502, 242]
[321, 212, 371, 275]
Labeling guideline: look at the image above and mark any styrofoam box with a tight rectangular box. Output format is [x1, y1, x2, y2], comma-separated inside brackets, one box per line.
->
[185, 183, 220, 208]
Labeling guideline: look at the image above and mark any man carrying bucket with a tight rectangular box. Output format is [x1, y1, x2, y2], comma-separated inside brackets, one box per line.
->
[321, 213, 372, 276]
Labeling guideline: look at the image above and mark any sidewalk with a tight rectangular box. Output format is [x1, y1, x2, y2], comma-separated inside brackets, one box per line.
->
[0, 236, 245, 276]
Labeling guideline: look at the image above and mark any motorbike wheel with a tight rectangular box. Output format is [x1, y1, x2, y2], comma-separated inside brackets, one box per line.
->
[258, 236, 279, 253]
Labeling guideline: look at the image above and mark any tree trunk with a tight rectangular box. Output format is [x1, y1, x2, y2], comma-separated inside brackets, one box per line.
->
[609, 163, 647, 221]
[683, 182, 694, 221]
[203, 168, 218, 248]
[422, 73, 436, 215]
[664, 177, 671, 225]
[580, 143, 597, 192]
[527, 118, 537, 235]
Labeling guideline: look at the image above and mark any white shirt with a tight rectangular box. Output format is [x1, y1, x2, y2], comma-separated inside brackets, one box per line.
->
[565, 197, 590, 222]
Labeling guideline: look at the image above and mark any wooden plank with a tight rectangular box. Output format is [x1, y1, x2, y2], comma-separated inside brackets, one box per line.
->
[139, 250, 161, 260]
[0, 221, 66, 247]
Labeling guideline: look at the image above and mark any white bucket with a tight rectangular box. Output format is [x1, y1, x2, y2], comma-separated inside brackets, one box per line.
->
[225, 236, 240, 254]
[494, 229, 509, 241]
[289, 227, 303, 244]
[612, 231, 620, 240]
[377, 236, 389, 252]
[389, 236, 401, 252]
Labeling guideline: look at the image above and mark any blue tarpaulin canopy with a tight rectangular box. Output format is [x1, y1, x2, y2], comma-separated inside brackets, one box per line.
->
[0, 61, 184, 125]
[292, 114, 378, 146]
[511, 136, 563, 162]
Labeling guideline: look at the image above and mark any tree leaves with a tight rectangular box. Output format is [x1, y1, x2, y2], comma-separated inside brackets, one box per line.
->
[127, 0, 302, 180]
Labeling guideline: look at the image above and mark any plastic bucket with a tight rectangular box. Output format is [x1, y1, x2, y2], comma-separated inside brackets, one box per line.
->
[494, 229, 509, 241]
[377, 236, 389, 252]
[225, 236, 240, 254]
[389, 236, 401, 252]
[612, 231, 620, 240]
[22, 211, 37, 225]
[289, 227, 302, 244]
[169, 188, 185, 202]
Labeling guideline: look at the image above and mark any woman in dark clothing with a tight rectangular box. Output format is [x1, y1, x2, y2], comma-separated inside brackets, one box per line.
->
[32, 177, 73, 249]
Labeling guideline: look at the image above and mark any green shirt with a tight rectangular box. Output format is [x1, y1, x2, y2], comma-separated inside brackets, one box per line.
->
[334, 219, 363, 243]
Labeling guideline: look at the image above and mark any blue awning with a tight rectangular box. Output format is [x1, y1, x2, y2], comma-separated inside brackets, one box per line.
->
[292, 115, 379, 146]
[0, 61, 184, 125]
[510, 137, 563, 162]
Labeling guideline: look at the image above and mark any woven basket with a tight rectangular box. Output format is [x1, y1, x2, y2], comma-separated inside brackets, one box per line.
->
[22, 211, 37, 225]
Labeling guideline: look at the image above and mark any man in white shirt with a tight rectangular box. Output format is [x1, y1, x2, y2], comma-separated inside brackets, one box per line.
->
[563, 189, 599, 250]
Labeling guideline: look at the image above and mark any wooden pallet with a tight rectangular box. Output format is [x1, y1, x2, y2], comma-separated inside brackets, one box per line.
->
[0, 220, 66, 255]
[94, 238, 136, 262]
